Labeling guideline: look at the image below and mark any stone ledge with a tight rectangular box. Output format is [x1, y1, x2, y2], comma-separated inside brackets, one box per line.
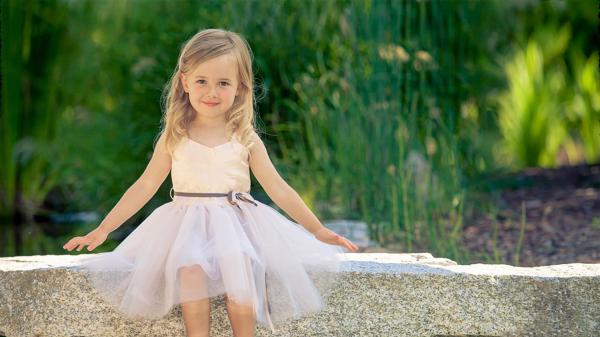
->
[0, 253, 598, 337]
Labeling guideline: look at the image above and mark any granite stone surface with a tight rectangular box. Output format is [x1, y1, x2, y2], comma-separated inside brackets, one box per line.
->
[0, 253, 598, 337]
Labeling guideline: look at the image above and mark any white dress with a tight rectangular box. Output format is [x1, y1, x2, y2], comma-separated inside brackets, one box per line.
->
[77, 131, 346, 333]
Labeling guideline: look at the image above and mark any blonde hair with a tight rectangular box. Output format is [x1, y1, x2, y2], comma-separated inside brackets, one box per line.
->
[157, 28, 259, 160]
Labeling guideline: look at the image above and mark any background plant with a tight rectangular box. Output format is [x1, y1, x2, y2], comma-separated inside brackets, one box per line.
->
[1, 0, 596, 263]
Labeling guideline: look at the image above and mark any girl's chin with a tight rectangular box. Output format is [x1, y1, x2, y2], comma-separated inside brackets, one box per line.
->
[193, 109, 228, 118]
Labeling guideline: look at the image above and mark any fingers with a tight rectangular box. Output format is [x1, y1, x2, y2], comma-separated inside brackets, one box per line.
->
[347, 237, 358, 251]
[337, 235, 359, 252]
[87, 242, 97, 251]
[63, 237, 90, 252]
[62, 238, 77, 251]
[323, 230, 359, 252]
[342, 239, 355, 252]
[314, 228, 360, 252]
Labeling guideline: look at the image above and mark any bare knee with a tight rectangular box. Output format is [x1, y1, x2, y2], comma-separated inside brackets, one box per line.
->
[226, 295, 255, 315]
[179, 265, 209, 300]
[180, 265, 207, 278]
[181, 297, 210, 305]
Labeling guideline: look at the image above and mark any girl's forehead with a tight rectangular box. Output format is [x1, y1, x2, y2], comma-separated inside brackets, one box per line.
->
[189, 55, 238, 80]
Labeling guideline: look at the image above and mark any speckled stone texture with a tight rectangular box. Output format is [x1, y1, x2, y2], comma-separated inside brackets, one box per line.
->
[0, 253, 598, 337]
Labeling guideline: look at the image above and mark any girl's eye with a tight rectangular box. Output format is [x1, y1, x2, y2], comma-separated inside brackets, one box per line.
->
[196, 80, 229, 86]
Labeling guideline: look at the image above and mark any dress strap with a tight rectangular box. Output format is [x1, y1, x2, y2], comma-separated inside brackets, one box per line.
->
[231, 130, 239, 144]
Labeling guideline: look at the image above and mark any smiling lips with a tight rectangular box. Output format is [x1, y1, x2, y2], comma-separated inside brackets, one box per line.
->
[203, 102, 219, 107]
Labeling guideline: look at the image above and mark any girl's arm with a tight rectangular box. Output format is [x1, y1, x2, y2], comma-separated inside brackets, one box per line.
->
[64, 132, 172, 252]
[248, 131, 358, 252]
[95, 132, 172, 234]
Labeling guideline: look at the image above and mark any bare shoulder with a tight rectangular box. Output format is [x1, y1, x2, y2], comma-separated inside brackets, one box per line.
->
[135, 131, 172, 190]
[246, 130, 288, 199]
[157, 130, 169, 144]
[152, 131, 172, 161]
[154, 132, 171, 155]
[248, 130, 266, 156]
[155, 131, 166, 147]
[249, 129, 263, 145]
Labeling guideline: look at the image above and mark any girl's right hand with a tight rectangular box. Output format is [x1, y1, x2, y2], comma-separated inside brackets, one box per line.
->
[313, 227, 359, 252]
[63, 227, 110, 252]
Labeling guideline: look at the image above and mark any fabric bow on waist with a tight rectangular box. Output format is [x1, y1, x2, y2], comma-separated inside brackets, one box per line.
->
[227, 191, 258, 209]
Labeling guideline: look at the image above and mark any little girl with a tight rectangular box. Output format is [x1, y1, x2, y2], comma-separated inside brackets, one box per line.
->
[63, 28, 358, 337]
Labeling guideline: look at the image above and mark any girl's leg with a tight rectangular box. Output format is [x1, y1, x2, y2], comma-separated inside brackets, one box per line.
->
[219, 253, 257, 337]
[179, 265, 210, 337]
[226, 294, 257, 337]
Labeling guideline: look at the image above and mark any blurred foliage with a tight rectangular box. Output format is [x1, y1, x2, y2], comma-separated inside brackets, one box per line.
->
[497, 22, 599, 168]
[1, 0, 74, 254]
[571, 52, 600, 161]
[1, 0, 597, 262]
[497, 25, 571, 167]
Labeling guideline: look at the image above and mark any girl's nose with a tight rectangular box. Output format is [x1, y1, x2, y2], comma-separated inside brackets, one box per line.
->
[207, 85, 218, 96]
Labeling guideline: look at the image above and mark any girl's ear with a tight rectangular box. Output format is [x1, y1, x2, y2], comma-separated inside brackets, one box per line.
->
[180, 73, 188, 93]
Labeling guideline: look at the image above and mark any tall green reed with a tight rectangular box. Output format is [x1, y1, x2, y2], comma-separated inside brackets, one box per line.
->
[278, 0, 496, 261]
[1, 0, 71, 256]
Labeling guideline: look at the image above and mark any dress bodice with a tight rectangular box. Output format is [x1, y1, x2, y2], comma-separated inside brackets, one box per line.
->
[170, 132, 251, 194]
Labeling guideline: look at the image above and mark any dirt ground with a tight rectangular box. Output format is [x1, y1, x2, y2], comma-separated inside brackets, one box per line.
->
[362, 163, 600, 267]
[461, 163, 600, 267]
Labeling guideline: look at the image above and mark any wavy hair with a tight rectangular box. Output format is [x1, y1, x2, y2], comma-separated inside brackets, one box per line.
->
[157, 28, 260, 160]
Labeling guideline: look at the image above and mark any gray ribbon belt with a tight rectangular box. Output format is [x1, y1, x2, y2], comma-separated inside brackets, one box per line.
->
[170, 188, 258, 209]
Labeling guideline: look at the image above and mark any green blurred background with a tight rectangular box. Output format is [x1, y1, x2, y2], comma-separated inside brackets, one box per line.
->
[1, 0, 598, 265]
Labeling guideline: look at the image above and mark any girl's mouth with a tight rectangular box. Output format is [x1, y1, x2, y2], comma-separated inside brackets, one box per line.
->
[204, 102, 219, 107]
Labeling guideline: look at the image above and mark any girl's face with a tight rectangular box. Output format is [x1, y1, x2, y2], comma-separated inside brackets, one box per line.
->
[180, 54, 241, 121]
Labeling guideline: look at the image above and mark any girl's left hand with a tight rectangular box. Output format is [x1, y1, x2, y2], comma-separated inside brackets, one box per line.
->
[313, 227, 359, 252]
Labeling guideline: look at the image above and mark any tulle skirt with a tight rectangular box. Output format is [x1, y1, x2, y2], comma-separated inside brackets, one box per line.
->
[77, 193, 346, 333]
